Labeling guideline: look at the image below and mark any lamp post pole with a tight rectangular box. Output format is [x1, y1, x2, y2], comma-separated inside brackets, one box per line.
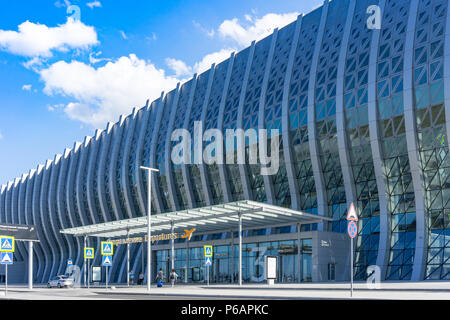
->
[140, 166, 159, 293]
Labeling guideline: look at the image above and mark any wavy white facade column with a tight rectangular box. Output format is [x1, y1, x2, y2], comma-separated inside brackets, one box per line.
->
[40, 160, 59, 282]
[336, 0, 357, 209]
[149, 93, 166, 214]
[87, 129, 104, 223]
[5, 181, 13, 224]
[369, 0, 390, 280]
[307, 0, 329, 228]
[47, 154, 65, 276]
[218, 53, 235, 203]
[258, 29, 278, 205]
[17, 174, 29, 277]
[282, 15, 303, 210]
[32, 165, 49, 282]
[135, 102, 152, 216]
[24, 169, 42, 282]
[237, 41, 256, 200]
[182, 76, 198, 208]
[17, 174, 28, 226]
[0, 185, 5, 221]
[56, 149, 75, 273]
[75, 136, 91, 226]
[164, 84, 181, 210]
[12, 178, 26, 262]
[109, 119, 126, 221]
[97, 123, 114, 223]
[199, 66, 216, 206]
[121, 108, 140, 218]
[66, 143, 83, 268]
[404, 0, 426, 281]
[107, 118, 128, 282]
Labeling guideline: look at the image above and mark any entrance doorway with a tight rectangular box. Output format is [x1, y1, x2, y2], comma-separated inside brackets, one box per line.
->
[278, 254, 296, 283]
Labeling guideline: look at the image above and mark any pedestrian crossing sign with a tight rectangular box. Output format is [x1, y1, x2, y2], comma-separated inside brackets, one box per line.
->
[204, 245, 213, 257]
[205, 256, 212, 266]
[84, 247, 94, 259]
[1, 252, 13, 265]
[0, 236, 14, 253]
[102, 255, 112, 266]
[101, 241, 114, 256]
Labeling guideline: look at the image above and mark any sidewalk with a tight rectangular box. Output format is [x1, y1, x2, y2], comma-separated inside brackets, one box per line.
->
[0, 281, 449, 300]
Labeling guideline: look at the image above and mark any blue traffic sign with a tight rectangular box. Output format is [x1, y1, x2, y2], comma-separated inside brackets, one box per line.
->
[205, 256, 212, 266]
[101, 242, 114, 255]
[348, 221, 358, 239]
[67, 259, 73, 266]
[1, 252, 13, 265]
[102, 255, 112, 266]
[0, 237, 14, 253]
[204, 245, 213, 257]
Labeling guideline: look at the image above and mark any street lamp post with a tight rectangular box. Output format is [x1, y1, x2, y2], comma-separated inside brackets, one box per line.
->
[140, 166, 159, 293]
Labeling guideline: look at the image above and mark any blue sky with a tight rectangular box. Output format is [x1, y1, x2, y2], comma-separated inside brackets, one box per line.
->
[0, 0, 320, 185]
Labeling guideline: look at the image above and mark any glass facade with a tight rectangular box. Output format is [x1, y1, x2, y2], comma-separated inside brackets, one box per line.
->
[152, 238, 304, 284]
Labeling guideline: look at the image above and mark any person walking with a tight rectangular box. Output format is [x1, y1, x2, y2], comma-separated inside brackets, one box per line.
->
[169, 269, 178, 288]
[138, 272, 144, 285]
[156, 268, 164, 287]
[129, 270, 134, 285]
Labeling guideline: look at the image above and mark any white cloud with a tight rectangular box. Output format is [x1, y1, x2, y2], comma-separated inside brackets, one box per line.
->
[47, 103, 65, 112]
[165, 58, 191, 77]
[22, 84, 32, 91]
[119, 30, 127, 40]
[39, 54, 179, 128]
[22, 57, 44, 70]
[54, 0, 71, 8]
[192, 20, 215, 38]
[192, 48, 235, 74]
[217, 12, 299, 47]
[0, 18, 98, 58]
[89, 51, 110, 64]
[146, 32, 157, 41]
[86, 1, 102, 9]
[166, 48, 236, 78]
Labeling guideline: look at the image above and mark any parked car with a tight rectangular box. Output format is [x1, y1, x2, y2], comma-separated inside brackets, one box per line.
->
[47, 275, 74, 288]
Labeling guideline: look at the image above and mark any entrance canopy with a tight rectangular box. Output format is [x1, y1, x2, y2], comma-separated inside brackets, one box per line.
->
[60, 200, 332, 239]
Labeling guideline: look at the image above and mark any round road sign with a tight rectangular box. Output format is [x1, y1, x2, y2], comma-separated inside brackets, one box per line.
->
[348, 221, 358, 239]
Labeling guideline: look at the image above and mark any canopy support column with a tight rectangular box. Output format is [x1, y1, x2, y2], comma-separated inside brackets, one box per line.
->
[171, 220, 175, 272]
[28, 241, 33, 290]
[238, 211, 242, 286]
[127, 229, 130, 286]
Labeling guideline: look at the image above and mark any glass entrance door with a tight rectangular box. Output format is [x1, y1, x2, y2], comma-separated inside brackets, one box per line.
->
[278, 254, 296, 283]
[301, 239, 312, 282]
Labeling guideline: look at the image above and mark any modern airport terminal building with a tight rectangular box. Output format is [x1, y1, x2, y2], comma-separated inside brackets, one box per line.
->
[1, 0, 450, 285]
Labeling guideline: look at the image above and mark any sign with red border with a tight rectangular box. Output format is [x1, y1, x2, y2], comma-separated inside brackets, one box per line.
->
[346, 203, 358, 221]
[348, 221, 358, 239]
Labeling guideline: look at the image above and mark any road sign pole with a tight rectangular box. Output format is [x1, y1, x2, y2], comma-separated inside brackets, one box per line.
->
[127, 230, 130, 287]
[238, 212, 242, 286]
[84, 236, 87, 288]
[351, 237, 353, 297]
[88, 259, 90, 289]
[106, 266, 108, 290]
[5, 263, 7, 296]
[28, 241, 33, 290]
[346, 202, 358, 298]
